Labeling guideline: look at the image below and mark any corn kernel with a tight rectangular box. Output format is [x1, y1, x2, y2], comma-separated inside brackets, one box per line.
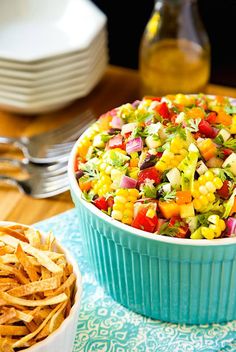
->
[201, 227, 215, 240]
[213, 177, 223, 189]
[113, 204, 125, 211]
[129, 189, 139, 197]
[193, 199, 202, 210]
[219, 219, 226, 231]
[116, 189, 128, 197]
[199, 186, 208, 195]
[205, 171, 214, 181]
[115, 196, 127, 204]
[198, 195, 208, 206]
[207, 193, 215, 202]
[198, 175, 206, 185]
[123, 209, 133, 217]
[209, 224, 221, 237]
[111, 210, 123, 221]
[205, 182, 216, 193]
[122, 217, 133, 225]
[125, 203, 134, 209]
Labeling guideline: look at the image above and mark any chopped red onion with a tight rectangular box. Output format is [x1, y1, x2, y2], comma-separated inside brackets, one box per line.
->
[132, 100, 141, 108]
[120, 175, 137, 189]
[110, 116, 123, 129]
[226, 217, 236, 236]
[126, 137, 143, 154]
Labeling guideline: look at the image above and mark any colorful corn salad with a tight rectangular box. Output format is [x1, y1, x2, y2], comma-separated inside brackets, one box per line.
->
[74, 94, 236, 239]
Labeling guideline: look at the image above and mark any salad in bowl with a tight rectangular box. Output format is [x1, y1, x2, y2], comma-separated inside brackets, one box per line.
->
[74, 94, 236, 240]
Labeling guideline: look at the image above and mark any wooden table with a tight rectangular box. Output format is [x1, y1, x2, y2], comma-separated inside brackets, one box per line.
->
[1, 65, 236, 225]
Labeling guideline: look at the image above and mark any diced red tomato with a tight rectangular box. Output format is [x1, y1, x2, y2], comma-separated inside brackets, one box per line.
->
[131, 207, 158, 233]
[206, 111, 217, 124]
[108, 134, 125, 150]
[217, 180, 231, 199]
[154, 102, 170, 119]
[222, 148, 233, 158]
[107, 197, 114, 208]
[198, 120, 218, 138]
[137, 167, 161, 187]
[169, 216, 189, 238]
[94, 197, 109, 211]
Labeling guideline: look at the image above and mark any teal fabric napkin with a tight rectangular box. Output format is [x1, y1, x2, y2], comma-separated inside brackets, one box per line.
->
[36, 209, 236, 352]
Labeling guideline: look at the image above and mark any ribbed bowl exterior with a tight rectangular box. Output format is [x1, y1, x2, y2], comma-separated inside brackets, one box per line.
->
[71, 193, 236, 325]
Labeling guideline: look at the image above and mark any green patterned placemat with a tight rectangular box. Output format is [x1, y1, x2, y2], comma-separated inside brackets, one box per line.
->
[36, 209, 236, 352]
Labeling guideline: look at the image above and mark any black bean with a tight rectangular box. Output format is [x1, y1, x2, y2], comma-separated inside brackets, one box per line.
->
[75, 170, 84, 179]
[140, 154, 157, 170]
[107, 128, 121, 135]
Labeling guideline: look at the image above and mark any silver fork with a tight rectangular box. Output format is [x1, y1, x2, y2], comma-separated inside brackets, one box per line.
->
[0, 158, 68, 177]
[0, 172, 69, 198]
[0, 110, 95, 164]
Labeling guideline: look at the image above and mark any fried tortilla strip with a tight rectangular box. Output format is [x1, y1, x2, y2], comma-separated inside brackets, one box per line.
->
[15, 309, 34, 323]
[0, 308, 16, 324]
[49, 301, 67, 333]
[15, 244, 39, 282]
[0, 339, 14, 352]
[0, 227, 29, 243]
[34, 308, 51, 320]
[0, 255, 17, 264]
[0, 236, 62, 273]
[45, 231, 55, 251]
[0, 283, 18, 292]
[25, 320, 38, 333]
[0, 291, 68, 307]
[7, 276, 60, 297]
[0, 263, 29, 284]
[0, 247, 14, 256]
[13, 302, 64, 348]
[53, 273, 76, 295]
[8, 224, 29, 233]
[0, 278, 17, 283]
[0, 325, 29, 336]
[24, 228, 41, 249]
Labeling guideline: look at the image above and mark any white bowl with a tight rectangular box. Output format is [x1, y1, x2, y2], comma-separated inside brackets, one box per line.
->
[0, 47, 107, 102]
[0, 0, 106, 61]
[0, 54, 107, 113]
[0, 28, 106, 72]
[0, 221, 82, 352]
[0, 30, 107, 81]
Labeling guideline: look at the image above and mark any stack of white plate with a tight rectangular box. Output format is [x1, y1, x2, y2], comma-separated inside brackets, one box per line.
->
[0, 0, 108, 114]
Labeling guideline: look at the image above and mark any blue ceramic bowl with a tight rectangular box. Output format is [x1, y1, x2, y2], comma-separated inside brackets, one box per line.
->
[68, 130, 236, 325]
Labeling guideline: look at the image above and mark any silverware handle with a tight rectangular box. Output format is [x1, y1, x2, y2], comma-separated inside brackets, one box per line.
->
[0, 175, 19, 188]
[0, 158, 24, 169]
[0, 136, 25, 150]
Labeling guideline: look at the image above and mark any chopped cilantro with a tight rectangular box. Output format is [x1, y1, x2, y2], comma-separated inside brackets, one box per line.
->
[214, 135, 236, 152]
[166, 125, 186, 140]
[131, 126, 148, 138]
[142, 184, 157, 198]
[135, 111, 155, 123]
[82, 191, 95, 202]
[186, 118, 201, 132]
[158, 222, 179, 237]
[159, 189, 176, 202]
